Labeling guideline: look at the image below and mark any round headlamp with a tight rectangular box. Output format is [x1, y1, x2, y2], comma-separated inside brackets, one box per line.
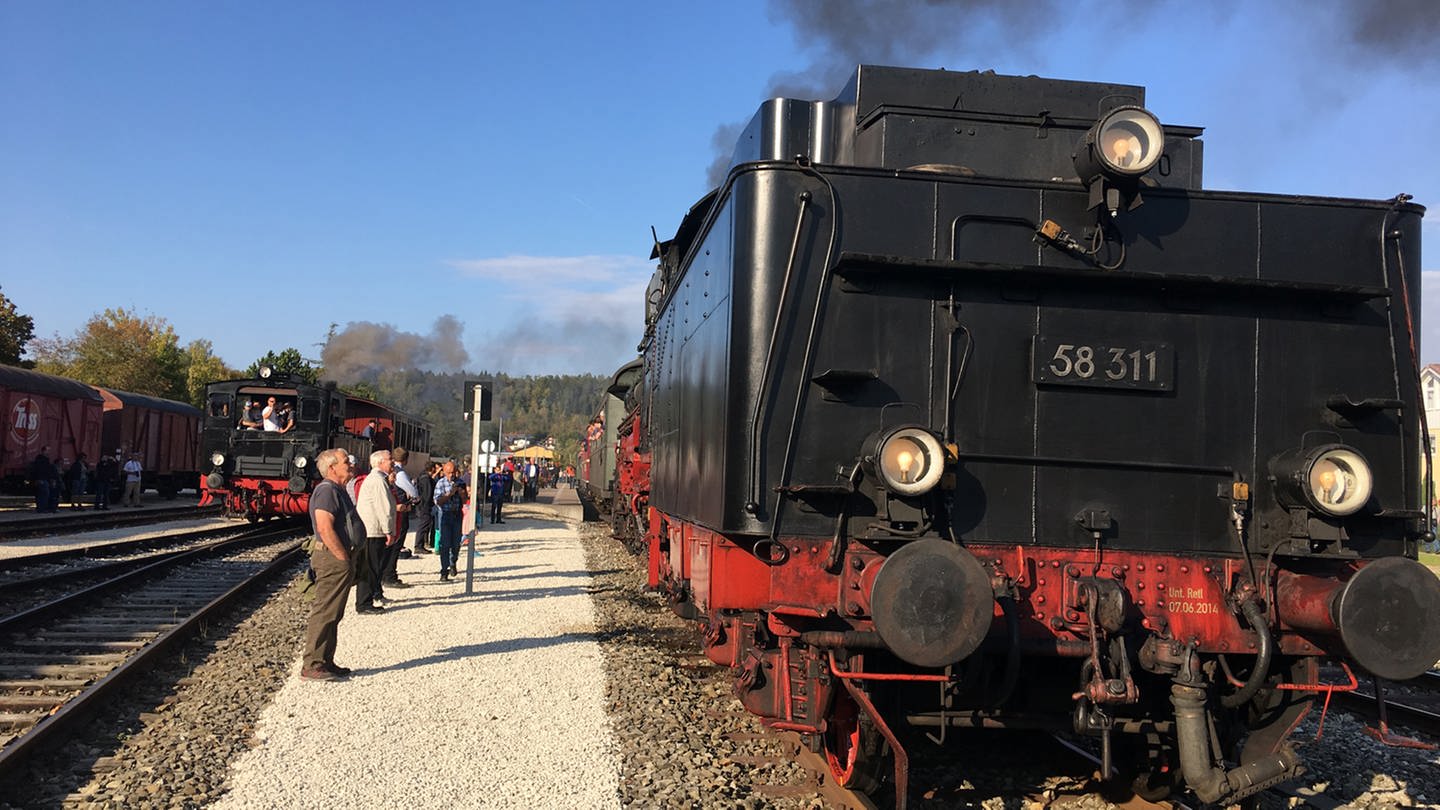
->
[211, 451, 226, 467]
[1271, 444, 1374, 517]
[293, 455, 308, 469]
[1091, 106, 1164, 176]
[872, 427, 945, 497]
[1304, 447, 1373, 516]
[259, 365, 274, 379]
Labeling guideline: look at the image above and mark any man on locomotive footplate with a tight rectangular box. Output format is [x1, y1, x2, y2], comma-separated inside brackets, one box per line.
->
[301, 448, 357, 682]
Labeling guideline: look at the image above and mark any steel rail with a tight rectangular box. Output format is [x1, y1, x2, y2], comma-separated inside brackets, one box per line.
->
[0, 529, 305, 776]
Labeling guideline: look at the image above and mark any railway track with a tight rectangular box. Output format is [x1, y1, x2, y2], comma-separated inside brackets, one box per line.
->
[1333, 669, 1440, 741]
[0, 503, 223, 541]
[0, 521, 308, 776]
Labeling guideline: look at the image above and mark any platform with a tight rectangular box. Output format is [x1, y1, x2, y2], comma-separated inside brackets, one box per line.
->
[213, 495, 621, 808]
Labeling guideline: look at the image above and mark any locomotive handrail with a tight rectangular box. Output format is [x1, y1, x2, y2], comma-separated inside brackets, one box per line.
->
[952, 450, 1235, 477]
[833, 252, 1393, 300]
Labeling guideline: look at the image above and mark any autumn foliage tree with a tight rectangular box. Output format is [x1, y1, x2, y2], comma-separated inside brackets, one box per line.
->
[31, 308, 191, 401]
[0, 286, 35, 367]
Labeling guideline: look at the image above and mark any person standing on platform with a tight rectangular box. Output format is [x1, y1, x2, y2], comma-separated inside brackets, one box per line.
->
[434, 460, 467, 581]
[355, 449, 396, 613]
[93, 454, 117, 509]
[381, 447, 419, 587]
[66, 454, 90, 509]
[302, 448, 357, 681]
[122, 453, 144, 507]
[411, 461, 437, 555]
[488, 464, 508, 524]
[30, 446, 53, 513]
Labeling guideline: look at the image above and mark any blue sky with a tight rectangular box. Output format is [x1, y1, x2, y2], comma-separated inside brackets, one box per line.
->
[3, 1, 1437, 378]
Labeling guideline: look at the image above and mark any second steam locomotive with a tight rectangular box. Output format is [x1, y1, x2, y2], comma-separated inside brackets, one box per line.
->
[198, 367, 429, 520]
[595, 65, 1440, 806]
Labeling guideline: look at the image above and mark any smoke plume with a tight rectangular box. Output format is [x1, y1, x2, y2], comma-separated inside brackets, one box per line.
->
[321, 315, 470, 383]
[701, 0, 1440, 187]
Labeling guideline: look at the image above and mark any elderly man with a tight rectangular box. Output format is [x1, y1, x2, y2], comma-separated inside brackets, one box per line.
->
[355, 448, 396, 613]
[302, 448, 357, 681]
[433, 459, 468, 581]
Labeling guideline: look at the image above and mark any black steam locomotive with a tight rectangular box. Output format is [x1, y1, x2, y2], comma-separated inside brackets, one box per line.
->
[631, 66, 1439, 806]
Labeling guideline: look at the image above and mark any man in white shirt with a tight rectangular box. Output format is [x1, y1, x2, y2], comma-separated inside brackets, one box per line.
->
[122, 453, 144, 507]
[354, 449, 396, 613]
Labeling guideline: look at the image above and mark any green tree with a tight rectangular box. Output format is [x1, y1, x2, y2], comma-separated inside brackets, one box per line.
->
[0, 286, 35, 367]
[245, 348, 319, 385]
[34, 308, 187, 399]
[184, 339, 238, 408]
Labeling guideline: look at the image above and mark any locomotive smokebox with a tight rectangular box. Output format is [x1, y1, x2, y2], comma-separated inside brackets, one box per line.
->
[870, 539, 994, 668]
[1278, 558, 1440, 681]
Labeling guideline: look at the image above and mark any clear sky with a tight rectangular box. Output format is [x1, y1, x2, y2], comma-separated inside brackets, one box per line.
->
[3, 0, 1437, 378]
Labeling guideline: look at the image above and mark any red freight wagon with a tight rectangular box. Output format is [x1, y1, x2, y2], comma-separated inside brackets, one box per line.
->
[0, 366, 104, 493]
[93, 387, 202, 498]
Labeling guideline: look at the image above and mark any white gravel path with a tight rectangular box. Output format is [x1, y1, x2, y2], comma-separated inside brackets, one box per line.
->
[214, 515, 622, 809]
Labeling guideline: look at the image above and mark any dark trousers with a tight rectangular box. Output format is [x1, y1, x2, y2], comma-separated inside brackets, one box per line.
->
[438, 511, 462, 572]
[95, 481, 112, 509]
[411, 517, 433, 552]
[304, 545, 355, 670]
[382, 511, 409, 582]
[354, 536, 388, 606]
[35, 480, 51, 513]
[490, 494, 504, 523]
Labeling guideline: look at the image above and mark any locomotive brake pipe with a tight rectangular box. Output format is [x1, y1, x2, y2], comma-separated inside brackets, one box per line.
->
[827, 652, 950, 683]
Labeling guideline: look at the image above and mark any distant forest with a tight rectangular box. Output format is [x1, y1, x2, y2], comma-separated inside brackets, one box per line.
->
[342, 369, 608, 464]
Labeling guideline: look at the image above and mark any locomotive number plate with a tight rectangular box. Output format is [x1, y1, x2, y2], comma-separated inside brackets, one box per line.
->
[1032, 337, 1173, 391]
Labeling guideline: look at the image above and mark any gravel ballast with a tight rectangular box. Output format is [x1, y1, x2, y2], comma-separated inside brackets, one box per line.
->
[1, 497, 1437, 808]
[213, 515, 621, 809]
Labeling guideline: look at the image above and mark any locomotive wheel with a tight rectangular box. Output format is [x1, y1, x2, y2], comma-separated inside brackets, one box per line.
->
[822, 693, 891, 798]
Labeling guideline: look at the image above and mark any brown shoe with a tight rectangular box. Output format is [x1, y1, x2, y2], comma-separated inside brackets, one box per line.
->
[301, 665, 339, 681]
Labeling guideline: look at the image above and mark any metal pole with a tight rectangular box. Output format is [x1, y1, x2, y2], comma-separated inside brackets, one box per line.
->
[465, 385, 483, 596]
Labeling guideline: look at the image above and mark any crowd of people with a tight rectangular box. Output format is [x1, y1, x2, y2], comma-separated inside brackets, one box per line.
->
[237, 396, 296, 433]
[299, 449, 559, 681]
[28, 445, 141, 511]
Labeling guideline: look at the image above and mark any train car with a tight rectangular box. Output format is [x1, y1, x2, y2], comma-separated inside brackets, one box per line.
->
[198, 366, 431, 520]
[578, 360, 643, 523]
[629, 65, 1440, 807]
[0, 366, 103, 493]
[93, 387, 201, 498]
[343, 395, 431, 473]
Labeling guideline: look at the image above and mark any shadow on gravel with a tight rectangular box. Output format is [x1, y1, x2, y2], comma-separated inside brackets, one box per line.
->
[480, 583, 593, 602]
[481, 567, 626, 582]
[372, 631, 601, 673]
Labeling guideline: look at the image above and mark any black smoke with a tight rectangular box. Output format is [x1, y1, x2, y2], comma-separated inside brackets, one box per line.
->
[321, 315, 470, 383]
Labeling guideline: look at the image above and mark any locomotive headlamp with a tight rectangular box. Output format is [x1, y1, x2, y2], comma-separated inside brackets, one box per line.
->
[872, 426, 945, 496]
[1088, 106, 1164, 177]
[210, 452, 226, 467]
[293, 455, 308, 469]
[259, 365, 274, 379]
[1271, 444, 1374, 517]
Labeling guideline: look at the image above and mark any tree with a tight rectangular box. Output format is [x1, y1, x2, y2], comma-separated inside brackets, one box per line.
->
[245, 348, 319, 385]
[33, 308, 187, 399]
[185, 339, 237, 408]
[0, 286, 35, 367]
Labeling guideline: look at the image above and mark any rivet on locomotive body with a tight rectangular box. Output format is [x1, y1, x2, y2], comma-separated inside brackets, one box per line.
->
[810, 546, 818, 554]
[1180, 565, 1189, 574]
[1050, 560, 1061, 568]
[1036, 595, 1046, 604]
[1220, 641, 1229, 651]
[1136, 582, 1145, 590]
[1203, 566, 1213, 574]
[1037, 578, 1047, 587]
[1137, 563, 1146, 572]
[1050, 616, 1063, 629]
[1111, 566, 1122, 578]
[1156, 563, 1165, 572]
[850, 556, 864, 570]
[1066, 565, 1080, 578]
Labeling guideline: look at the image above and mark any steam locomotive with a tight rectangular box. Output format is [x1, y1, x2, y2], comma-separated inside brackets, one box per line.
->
[605, 66, 1440, 806]
[197, 367, 430, 520]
